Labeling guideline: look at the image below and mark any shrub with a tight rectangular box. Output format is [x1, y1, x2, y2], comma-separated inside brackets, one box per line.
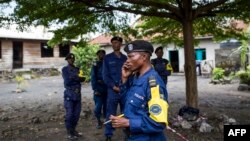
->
[15, 75, 28, 90]
[236, 65, 250, 85]
[72, 43, 100, 82]
[212, 67, 225, 80]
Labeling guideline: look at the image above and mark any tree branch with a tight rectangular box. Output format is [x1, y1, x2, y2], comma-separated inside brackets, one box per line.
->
[102, 4, 179, 20]
[71, 0, 181, 21]
[121, 0, 182, 20]
[73, 0, 180, 21]
[121, 0, 178, 13]
[194, 0, 228, 18]
[176, 0, 183, 11]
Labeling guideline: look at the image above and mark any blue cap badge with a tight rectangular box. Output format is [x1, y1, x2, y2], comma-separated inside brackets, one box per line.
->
[128, 44, 133, 51]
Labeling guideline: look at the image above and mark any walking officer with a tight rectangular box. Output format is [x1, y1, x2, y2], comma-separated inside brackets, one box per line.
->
[109, 40, 169, 141]
[91, 49, 107, 129]
[102, 36, 127, 141]
[62, 53, 85, 140]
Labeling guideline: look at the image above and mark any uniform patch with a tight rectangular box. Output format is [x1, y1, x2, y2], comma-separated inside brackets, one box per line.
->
[149, 104, 162, 115]
[134, 93, 144, 100]
[109, 61, 116, 65]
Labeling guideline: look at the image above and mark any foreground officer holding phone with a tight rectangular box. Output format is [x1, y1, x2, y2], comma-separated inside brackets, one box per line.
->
[108, 40, 169, 141]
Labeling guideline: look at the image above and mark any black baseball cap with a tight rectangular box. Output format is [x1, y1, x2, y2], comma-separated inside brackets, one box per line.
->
[124, 40, 154, 55]
[96, 49, 106, 55]
[65, 53, 75, 60]
[111, 36, 123, 43]
[155, 46, 163, 53]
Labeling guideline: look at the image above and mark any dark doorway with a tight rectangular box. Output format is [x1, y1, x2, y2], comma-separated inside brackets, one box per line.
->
[13, 41, 23, 69]
[169, 50, 179, 72]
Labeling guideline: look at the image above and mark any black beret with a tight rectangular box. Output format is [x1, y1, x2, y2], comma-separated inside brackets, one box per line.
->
[111, 36, 123, 43]
[155, 46, 163, 53]
[124, 40, 154, 55]
[65, 53, 75, 60]
[96, 49, 106, 55]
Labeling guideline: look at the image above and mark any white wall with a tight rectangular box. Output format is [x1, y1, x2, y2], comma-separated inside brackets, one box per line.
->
[199, 39, 220, 67]
[163, 39, 220, 72]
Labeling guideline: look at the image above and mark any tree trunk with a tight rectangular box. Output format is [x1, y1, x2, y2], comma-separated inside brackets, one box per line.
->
[182, 20, 198, 108]
[182, 0, 198, 108]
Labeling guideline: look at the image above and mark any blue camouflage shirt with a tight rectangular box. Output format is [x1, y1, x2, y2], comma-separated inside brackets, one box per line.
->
[120, 68, 168, 141]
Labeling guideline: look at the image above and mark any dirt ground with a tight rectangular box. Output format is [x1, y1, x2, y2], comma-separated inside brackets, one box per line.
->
[0, 75, 249, 141]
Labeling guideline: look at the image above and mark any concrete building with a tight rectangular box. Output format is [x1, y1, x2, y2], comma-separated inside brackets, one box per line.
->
[0, 25, 77, 70]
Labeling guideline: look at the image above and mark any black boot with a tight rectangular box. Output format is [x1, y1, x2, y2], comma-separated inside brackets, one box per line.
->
[73, 129, 82, 137]
[96, 119, 102, 129]
[106, 136, 112, 141]
[67, 129, 78, 140]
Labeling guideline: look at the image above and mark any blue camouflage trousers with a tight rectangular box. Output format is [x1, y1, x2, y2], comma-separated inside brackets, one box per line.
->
[64, 99, 81, 129]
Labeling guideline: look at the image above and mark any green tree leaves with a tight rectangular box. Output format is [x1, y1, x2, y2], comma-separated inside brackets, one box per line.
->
[72, 43, 100, 82]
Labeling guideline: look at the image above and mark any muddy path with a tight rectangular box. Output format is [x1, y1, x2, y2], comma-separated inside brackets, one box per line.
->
[0, 75, 249, 141]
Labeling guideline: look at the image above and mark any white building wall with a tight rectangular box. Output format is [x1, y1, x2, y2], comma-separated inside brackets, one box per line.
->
[163, 40, 220, 72]
[198, 40, 220, 67]
[176, 48, 185, 72]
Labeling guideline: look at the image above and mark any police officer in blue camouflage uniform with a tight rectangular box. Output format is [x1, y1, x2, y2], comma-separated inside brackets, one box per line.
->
[62, 53, 85, 140]
[151, 47, 172, 85]
[103, 36, 127, 141]
[90, 49, 107, 129]
[109, 40, 168, 141]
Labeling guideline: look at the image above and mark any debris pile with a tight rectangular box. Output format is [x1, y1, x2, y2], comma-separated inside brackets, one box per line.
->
[170, 106, 237, 134]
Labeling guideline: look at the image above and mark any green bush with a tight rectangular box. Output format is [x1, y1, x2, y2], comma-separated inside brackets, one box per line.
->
[236, 65, 250, 85]
[212, 67, 225, 80]
[72, 43, 100, 82]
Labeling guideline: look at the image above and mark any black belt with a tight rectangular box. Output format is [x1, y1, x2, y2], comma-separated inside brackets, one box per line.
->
[97, 80, 104, 84]
[67, 88, 80, 94]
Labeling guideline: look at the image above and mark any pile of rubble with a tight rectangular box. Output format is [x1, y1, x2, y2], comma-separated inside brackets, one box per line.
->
[0, 68, 61, 83]
[238, 84, 250, 91]
[0, 70, 15, 82]
[170, 106, 237, 133]
[210, 77, 232, 85]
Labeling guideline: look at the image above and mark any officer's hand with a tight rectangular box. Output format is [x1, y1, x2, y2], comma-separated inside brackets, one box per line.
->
[110, 115, 129, 128]
[113, 86, 120, 93]
[122, 62, 133, 83]
[79, 76, 85, 82]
